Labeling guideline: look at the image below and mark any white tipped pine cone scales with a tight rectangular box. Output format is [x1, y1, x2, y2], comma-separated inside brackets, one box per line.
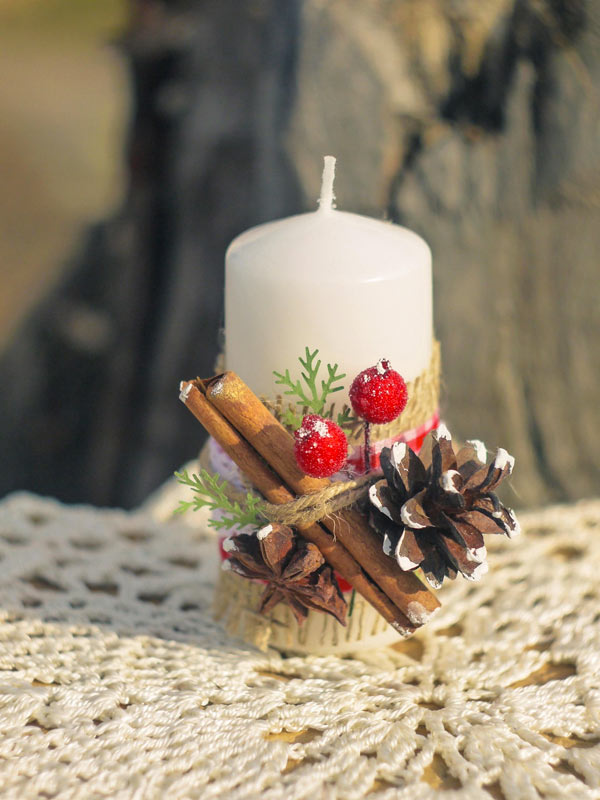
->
[369, 426, 519, 589]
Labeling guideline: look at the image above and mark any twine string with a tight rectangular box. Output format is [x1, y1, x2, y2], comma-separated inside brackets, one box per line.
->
[259, 472, 381, 527]
[199, 439, 380, 527]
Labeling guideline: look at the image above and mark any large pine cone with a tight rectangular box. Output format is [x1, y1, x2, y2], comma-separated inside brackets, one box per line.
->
[369, 425, 520, 588]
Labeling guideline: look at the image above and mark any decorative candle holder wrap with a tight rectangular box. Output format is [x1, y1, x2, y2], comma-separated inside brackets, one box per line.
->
[206, 342, 441, 655]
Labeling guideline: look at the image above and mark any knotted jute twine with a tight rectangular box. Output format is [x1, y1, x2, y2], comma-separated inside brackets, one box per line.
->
[259, 472, 379, 526]
[197, 447, 381, 527]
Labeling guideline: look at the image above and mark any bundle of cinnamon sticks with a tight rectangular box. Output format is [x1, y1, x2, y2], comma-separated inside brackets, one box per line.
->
[179, 371, 440, 636]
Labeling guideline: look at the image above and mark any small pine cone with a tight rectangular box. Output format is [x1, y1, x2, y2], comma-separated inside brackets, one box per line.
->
[369, 424, 520, 588]
[223, 523, 347, 625]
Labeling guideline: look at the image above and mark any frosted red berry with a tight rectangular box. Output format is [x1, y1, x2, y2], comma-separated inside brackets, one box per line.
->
[294, 414, 348, 478]
[349, 358, 408, 424]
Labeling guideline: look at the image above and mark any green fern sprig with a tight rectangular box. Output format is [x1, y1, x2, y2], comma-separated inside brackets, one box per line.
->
[280, 405, 305, 430]
[174, 469, 264, 531]
[334, 404, 358, 429]
[273, 347, 346, 419]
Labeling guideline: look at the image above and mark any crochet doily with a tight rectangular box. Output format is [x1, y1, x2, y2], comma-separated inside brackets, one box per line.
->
[1, 490, 599, 799]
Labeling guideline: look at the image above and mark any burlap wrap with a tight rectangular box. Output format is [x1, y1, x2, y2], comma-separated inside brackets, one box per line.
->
[213, 567, 397, 654]
[209, 341, 441, 653]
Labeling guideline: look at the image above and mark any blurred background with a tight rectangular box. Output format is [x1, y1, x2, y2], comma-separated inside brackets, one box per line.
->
[0, 0, 598, 510]
[0, 0, 127, 347]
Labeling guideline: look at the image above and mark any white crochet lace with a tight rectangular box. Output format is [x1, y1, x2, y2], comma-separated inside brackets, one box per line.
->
[1, 490, 599, 798]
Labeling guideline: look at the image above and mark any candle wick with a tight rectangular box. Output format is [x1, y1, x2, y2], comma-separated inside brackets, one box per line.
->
[318, 155, 336, 212]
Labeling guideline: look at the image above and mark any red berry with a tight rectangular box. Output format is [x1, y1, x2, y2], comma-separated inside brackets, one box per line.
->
[349, 358, 408, 424]
[294, 414, 348, 478]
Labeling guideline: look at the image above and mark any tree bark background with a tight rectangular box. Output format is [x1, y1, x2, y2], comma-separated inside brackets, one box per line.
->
[0, 0, 598, 509]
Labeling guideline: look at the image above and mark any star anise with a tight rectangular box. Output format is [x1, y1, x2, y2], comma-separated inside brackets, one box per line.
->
[369, 424, 520, 588]
[223, 523, 347, 626]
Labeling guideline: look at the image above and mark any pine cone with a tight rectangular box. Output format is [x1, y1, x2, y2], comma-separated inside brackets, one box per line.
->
[223, 523, 347, 625]
[369, 425, 520, 588]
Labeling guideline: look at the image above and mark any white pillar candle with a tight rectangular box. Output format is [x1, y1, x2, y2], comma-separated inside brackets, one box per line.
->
[225, 157, 432, 407]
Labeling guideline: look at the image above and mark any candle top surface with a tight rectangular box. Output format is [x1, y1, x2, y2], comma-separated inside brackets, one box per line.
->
[226, 209, 431, 283]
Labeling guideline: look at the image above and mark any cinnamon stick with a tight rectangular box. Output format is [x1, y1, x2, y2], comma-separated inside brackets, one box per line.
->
[200, 372, 440, 627]
[180, 380, 416, 634]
